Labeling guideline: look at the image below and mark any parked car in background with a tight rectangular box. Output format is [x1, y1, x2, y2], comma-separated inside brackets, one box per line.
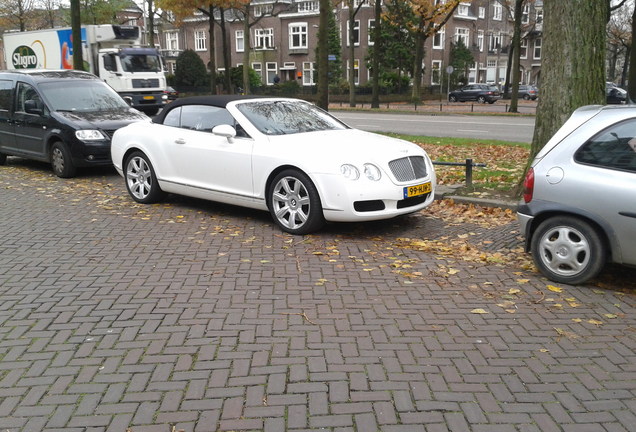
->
[606, 83, 628, 104]
[518, 104, 636, 285]
[164, 86, 179, 102]
[448, 84, 501, 104]
[0, 69, 148, 177]
[111, 96, 437, 235]
[518, 84, 538, 100]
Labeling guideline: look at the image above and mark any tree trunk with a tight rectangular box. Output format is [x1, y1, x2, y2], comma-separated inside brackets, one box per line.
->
[147, 0, 155, 47]
[220, 9, 232, 93]
[208, 6, 217, 95]
[410, 30, 424, 103]
[370, 0, 381, 108]
[628, 6, 636, 101]
[316, 0, 330, 110]
[70, 0, 84, 70]
[621, 44, 630, 89]
[508, 0, 523, 113]
[528, 0, 607, 165]
[348, 9, 356, 107]
[242, 12, 251, 94]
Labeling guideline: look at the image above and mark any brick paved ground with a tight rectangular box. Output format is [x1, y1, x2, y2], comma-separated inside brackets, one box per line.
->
[1, 160, 635, 432]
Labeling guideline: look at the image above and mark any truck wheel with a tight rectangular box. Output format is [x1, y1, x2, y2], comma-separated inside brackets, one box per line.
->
[51, 141, 77, 178]
[0, 152, 6, 165]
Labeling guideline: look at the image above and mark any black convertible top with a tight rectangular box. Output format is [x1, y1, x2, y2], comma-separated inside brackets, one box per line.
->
[154, 95, 264, 123]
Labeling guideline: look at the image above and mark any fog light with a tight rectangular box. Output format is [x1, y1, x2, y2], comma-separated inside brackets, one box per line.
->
[88, 155, 95, 160]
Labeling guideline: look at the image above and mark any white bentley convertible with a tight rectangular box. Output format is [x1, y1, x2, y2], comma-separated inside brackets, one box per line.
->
[111, 96, 436, 234]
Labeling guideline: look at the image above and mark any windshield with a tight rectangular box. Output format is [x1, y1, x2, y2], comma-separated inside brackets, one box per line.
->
[39, 81, 129, 112]
[120, 54, 163, 73]
[236, 100, 348, 135]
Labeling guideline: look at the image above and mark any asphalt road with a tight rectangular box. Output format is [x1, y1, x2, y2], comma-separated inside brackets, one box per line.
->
[332, 111, 536, 143]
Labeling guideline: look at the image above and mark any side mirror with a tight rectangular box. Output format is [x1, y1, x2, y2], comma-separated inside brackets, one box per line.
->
[123, 96, 133, 106]
[212, 124, 237, 140]
[24, 99, 44, 116]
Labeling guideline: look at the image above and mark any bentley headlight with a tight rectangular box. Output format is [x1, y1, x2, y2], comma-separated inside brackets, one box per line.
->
[341, 164, 360, 180]
[76, 130, 106, 141]
[363, 163, 382, 181]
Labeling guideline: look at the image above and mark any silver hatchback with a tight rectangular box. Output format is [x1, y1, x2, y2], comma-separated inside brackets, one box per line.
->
[518, 104, 636, 285]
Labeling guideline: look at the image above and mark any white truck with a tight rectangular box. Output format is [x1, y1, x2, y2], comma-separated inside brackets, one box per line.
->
[3, 24, 167, 115]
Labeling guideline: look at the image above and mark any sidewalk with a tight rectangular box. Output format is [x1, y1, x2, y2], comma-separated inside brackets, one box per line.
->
[0, 162, 634, 432]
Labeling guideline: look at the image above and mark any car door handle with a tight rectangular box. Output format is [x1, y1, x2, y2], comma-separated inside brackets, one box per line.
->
[618, 211, 636, 219]
[175, 138, 186, 144]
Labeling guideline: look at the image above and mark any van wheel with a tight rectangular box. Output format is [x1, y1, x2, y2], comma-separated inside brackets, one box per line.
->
[51, 141, 76, 178]
[0, 153, 6, 165]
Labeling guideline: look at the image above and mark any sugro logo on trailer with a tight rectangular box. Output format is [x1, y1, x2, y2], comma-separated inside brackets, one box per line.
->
[12, 45, 39, 68]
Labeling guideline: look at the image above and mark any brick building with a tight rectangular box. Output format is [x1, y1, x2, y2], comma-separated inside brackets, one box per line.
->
[154, 0, 543, 92]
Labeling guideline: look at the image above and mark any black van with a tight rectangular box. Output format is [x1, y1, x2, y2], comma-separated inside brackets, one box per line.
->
[0, 70, 148, 177]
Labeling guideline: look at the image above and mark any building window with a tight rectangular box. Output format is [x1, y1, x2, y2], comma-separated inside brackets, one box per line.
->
[235, 30, 244, 52]
[347, 20, 360, 46]
[433, 28, 445, 49]
[194, 30, 206, 51]
[478, 6, 485, 18]
[254, 4, 273, 17]
[455, 28, 469, 46]
[457, 3, 469, 16]
[520, 39, 528, 59]
[534, 38, 542, 59]
[166, 60, 176, 74]
[536, 9, 543, 24]
[254, 28, 274, 49]
[297, 1, 319, 12]
[431, 60, 442, 85]
[368, 19, 375, 45]
[289, 23, 308, 49]
[266, 62, 278, 85]
[252, 63, 263, 82]
[347, 59, 360, 85]
[489, 32, 502, 52]
[487, 59, 496, 68]
[493, 2, 502, 21]
[165, 31, 179, 50]
[477, 30, 484, 52]
[521, 4, 530, 24]
[302, 62, 315, 85]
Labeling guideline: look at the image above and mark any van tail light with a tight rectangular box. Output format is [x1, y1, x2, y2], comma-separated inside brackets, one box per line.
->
[523, 168, 535, 203]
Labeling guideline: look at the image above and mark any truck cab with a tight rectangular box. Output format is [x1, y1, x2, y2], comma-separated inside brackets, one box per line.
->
[88, 25, 167, 115]
[99, 47, 167, 115]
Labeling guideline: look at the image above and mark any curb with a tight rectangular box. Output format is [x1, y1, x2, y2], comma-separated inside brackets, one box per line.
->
[434, 184, 518, 211]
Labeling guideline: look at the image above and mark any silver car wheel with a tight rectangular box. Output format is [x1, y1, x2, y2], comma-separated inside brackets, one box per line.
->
[126, 156, 153, 200]
[271, 176, 311, 230]
[52, 147, 65, 173]
[537, 225, 591, 277]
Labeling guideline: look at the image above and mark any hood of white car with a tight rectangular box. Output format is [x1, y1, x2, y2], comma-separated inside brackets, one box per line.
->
[268, 128, 424, 163]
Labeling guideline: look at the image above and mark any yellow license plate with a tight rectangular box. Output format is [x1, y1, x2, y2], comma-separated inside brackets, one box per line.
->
[143, 96, 155, 100]
[404, 182, 432, 198]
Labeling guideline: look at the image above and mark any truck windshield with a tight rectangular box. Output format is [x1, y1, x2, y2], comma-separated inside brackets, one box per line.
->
[120, 54, 162, 73]
[39, 81, 130, 112]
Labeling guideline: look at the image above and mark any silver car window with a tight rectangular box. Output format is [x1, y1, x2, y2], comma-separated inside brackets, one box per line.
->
[575, 119, 636, 173]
